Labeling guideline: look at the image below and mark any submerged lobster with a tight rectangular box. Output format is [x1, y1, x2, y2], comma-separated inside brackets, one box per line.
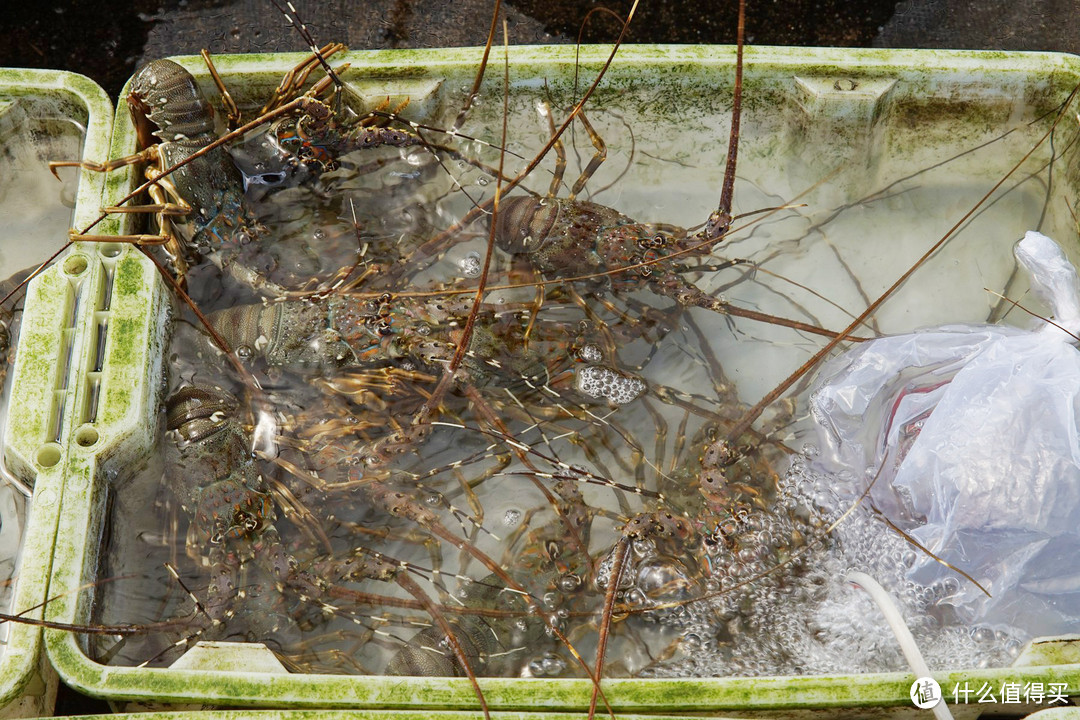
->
[52, 56, 453, 299]
[165, 385, 291, 616]
[164, 383, 534, 670]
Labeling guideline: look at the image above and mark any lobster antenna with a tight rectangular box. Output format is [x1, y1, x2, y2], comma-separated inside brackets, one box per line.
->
[452, 0, 504, 133]
[985, 287, 1080, 342]
[710, 0, 744, 239]
[589, 536, 628, 720]
[271, 0, 346, 93]
[377, 0, 641, 282]
[133, 563, 224, 668]
[268, 0, 517, 217]
[394, 573, 490, 719]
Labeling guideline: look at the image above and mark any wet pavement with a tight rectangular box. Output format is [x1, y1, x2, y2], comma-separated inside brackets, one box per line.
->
[11, 0, 1080, 100]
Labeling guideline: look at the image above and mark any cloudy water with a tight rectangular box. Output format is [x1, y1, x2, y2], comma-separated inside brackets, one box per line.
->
[84, 48, 1078, 678]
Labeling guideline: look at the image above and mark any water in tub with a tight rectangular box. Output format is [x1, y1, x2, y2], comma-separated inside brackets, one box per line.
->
[0, 94, 81, 651]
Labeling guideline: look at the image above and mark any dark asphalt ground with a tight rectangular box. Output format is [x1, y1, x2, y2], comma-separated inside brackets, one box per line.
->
[5, 0, 1080, 100]
[3, 0, 1080, 714]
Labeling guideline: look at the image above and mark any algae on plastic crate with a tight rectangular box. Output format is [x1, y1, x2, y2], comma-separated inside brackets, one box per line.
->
[0, 68, 113, 718]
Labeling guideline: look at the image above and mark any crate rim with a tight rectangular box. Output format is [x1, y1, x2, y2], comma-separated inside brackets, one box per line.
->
[0, 66, 113, 715]
[42, 44, 1080, 712]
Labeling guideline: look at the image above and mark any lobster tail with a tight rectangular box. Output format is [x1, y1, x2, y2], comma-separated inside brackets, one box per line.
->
[494, 196, 560, 255]
[166, 385, 238, 443]
[385, 619, 497, 677]
[129, 59, 216, 146]
[209, 300, 356, 369]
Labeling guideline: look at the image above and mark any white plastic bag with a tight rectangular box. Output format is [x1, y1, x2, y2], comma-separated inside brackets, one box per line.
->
[810, 231, 1080, 635]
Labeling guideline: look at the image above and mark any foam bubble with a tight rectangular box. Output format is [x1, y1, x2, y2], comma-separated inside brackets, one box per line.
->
[576, 365, 647, 405]
[459, 251, 482, 278]
[641, 452, 1025, 678]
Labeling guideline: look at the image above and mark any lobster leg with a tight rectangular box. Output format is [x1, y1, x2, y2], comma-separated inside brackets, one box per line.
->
[201, 43, 348, 131]
[261, 42, 347, 117]
[47, 146, 157, 179]
[568, 110, 607, 201]
[199, 49, 242, 129]
[542, 102, 568, 198]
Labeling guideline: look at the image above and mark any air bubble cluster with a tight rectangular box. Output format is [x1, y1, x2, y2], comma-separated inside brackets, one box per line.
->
[577, 344, 603, 363]
[639, 452, 1026, 678]
[527, 653, 566, 676]
[459, 251, 482, 278]
[576, 365, 646, 405]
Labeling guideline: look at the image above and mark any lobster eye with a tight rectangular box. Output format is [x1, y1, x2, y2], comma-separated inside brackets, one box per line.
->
[210, 532, 224, 545]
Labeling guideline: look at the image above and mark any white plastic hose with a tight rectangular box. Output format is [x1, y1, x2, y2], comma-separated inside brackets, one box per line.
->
[847, 571, 954, 720]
